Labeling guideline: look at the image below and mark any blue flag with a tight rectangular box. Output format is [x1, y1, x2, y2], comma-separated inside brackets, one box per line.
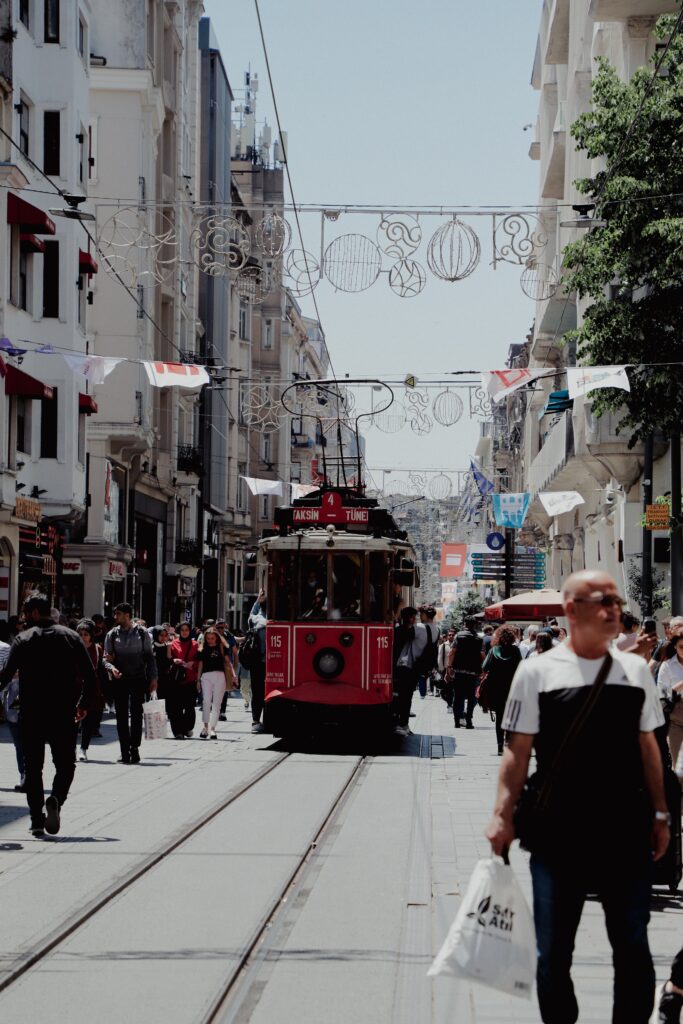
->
[492, 492, 531, 529]
[470, 459, 494, 496]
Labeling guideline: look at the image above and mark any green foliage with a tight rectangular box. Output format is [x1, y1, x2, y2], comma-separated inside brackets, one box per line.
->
[562, 12, 683, 444]
[626, 561, 669, 614]
[448, 588, 486, 629]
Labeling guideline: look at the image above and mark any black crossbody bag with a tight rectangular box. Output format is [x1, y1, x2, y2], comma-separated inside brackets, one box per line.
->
[513, 652, 612, 853]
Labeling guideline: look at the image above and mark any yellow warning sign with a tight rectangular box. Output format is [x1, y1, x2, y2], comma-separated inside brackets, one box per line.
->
[645, 504, 670, 530]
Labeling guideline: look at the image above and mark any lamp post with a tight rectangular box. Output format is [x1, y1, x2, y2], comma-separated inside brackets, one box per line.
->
[671, 433, 682, 615]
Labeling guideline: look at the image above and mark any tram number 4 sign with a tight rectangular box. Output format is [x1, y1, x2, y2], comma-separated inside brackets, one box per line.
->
[645, 504, 670, 531]
[292, 491, 369, 525]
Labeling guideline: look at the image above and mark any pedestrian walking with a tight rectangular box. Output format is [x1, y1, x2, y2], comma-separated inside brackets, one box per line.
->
[0, 595, 97, 837]
[417, 605, 440, 698]
[215, 619, 238, 720]
[0, 637, 23, 790]
[447, 616, 484, 729]
[478, 625, 522, 755]
[656, 946, 683, 1023]
[104, 603, 158, 764]
[150, 625, 173, 701]
[248, 591, 268, 734]
[657, 633, 683, 773]
[168, 622, 199, 738]
[197, 627, 236, 739]
[486, 570, 669, 1024]
[75, 619, 106, 762]
[392, 606, 428, 736]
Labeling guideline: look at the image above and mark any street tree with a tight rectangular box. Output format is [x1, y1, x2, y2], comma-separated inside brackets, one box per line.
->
[448, 588, 486, 629]
[562, 11, 683, 444]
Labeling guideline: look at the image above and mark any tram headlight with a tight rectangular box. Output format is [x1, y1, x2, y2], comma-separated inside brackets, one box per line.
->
[313, 647, 344, 680]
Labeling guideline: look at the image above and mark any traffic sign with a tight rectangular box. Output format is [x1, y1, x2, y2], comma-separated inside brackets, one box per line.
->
[486, 532, 505, 551]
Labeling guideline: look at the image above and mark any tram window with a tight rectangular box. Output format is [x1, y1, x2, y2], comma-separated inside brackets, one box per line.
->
[331, 553, 362, 619]
[299, 554, 327, 619]
[273, 553, 295, 620]
[369, 552, 387, 622]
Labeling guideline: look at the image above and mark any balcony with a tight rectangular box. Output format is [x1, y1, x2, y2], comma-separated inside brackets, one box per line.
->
[544, 0, 570, 65]
[528, 410, 577, 493]
[177, 444, 204, 476]
[175, 539, 203, 566]
[541, 101, 566, 200]
[584, 404, 648, 487]
[589, 0, 677, 17]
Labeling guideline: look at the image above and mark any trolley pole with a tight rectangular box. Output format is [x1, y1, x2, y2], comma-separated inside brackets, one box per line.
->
[641, 434, 654, 618]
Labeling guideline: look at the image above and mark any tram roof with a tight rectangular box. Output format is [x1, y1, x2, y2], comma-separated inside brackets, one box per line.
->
[259, 530, 415, 554]
[271, 486, 409, 541]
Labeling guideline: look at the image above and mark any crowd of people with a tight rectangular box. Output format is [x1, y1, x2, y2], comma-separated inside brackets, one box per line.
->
[0, 595, 266, 838]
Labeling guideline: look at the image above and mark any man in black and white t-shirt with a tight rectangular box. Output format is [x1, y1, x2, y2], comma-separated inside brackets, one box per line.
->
[486, 570, 669, 1024]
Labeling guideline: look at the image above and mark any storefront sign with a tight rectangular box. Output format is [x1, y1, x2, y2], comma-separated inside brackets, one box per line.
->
[62, 560, 83, 575]
[107, 560, 126, 579]
[645, 504, 670, 530]
[292, 492, 369, 525]
[14, 496, 41, 522]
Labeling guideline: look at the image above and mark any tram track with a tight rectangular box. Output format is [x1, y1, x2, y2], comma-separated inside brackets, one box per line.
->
[0, 750, 294, 997]
[203, 754, 370, 1024]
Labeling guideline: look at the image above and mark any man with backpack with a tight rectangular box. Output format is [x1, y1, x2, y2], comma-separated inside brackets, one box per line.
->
[417, 605, 440, 697]
[447, 616, 484, 729]
[104, 603, 157, 763]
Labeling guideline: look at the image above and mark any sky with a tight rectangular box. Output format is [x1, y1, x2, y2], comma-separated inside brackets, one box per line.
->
[204, 0, 542, 492]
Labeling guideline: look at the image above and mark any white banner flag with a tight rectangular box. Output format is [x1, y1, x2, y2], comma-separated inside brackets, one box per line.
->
[538, 491, 585, 517]
[290, 483, 318, 500]
[143, 361, 210, 389]
[483, 368, 546, 404]
[566, 365, 630, 400]
[62, 354, 125, 385]
[241, 476, 283, 497]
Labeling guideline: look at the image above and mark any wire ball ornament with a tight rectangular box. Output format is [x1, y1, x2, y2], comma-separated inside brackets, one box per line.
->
[388, 259, 427, 298]
[98, 206, 178, 287]
[520, 260, 560, 301]
[428, 473, 453, 500]
[494, 214, 548, 267]
[236, 262, 281, 305]
[191, 213, 251, 274]
[284, 248, 320, 297]
[254, 211, 292, 257]
[427, 218, 481, 282]
[432, 389, 464, 426]
[374, 402, 407, 434]
[239, 384, 283, 433]
[408, 471, 427, 495]
[404, 389, 433, 435]
[323, 234, 382, 293]
[377, 213, 422, 259]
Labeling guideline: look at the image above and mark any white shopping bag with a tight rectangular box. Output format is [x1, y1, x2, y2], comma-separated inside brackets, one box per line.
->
[143, 696, 168, 740]
[428, 857, 536, 999]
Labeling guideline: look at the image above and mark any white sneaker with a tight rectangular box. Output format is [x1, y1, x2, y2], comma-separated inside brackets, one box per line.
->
[244, 701, 250, 711]
[78, 749, 88, 761]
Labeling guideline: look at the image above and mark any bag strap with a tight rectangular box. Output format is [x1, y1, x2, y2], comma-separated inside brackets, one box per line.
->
[537, 652, 612, 810]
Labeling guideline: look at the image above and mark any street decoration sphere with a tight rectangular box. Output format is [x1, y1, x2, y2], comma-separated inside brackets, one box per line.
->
[374, 403, 407, 434]
[520, 260, 560, 301]
[427, 218, 481, 282]
[432, 389, 464, 426]
[388, 258, 426, 298]
[428, 474, 452, 500]
[323, 234, 382, 293]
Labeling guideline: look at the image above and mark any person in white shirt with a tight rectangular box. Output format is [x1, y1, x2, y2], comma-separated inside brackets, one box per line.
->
[657, 633, 683, 772]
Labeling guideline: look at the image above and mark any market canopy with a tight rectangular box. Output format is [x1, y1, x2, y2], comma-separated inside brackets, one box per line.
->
[484, 588, 564, 621]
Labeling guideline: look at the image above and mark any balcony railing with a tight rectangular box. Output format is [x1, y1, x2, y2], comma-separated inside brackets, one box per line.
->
[175, 539, 203, 566]
[177, 444, 204, 476]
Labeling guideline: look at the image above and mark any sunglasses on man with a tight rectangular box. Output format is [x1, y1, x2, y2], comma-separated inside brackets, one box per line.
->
[573, 595, 626, 609]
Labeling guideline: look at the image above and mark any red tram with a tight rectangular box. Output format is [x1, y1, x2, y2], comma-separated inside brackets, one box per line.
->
[258, 486, 418, 736]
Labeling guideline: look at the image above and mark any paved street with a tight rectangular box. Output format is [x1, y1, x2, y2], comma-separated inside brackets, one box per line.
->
[0, 692, 680, 1023]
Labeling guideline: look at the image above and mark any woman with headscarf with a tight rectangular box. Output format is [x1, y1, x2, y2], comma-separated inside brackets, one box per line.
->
[168, 621, 199, 738]
[479, 625, 522, 756]
[76, 618, 107, 761]
[150, 625, 173, 701]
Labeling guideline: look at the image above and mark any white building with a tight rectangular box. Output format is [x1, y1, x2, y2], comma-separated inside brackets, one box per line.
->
[0, 0, 95, 619]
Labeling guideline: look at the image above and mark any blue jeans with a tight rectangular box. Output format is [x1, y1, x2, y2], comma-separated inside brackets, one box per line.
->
[530, 852, 655, 1024]
[417, 675, 427, 698]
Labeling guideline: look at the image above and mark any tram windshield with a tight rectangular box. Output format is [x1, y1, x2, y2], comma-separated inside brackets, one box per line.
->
[269, 547, 393, 623]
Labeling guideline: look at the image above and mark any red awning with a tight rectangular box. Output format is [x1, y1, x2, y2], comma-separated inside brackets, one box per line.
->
[20, 233, 46, 254]
[79, 392, 98, 414]
[5, 365, 53, 400]
[78, 249, 98, 276]
[7, 193, 56, 235]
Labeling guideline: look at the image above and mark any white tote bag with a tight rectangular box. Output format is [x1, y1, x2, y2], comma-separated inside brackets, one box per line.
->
[428, 857, 536, 999]
[143, 696, 168, 740]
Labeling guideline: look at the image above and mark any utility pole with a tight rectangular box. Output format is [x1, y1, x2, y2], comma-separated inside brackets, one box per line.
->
[671, 433, 682, 615]
[504, 527, 514, 599]
[641, 435, 653, 617]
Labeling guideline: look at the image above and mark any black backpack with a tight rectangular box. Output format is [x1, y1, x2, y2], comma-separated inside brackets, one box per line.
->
[238, 629, 260, 670]
[415, 624, 439, 675]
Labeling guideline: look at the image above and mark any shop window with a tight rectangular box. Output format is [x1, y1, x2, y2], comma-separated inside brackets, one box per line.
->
[40, 387, 58, 458]
[42, 239, 59, 318]
[44, 0, 59, 43]
[43, 110, 60, 176]
[17, 397, 31, 455]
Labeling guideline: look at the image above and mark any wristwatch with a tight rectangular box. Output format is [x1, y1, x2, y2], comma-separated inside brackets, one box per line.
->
[654, 811, 672, 826]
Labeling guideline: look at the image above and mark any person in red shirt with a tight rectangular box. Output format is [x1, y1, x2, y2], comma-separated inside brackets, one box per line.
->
[169, 622, 199, 738]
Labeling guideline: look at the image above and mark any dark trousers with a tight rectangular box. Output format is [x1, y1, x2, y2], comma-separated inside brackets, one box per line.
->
[80, 706, 103, 751]
[167, 683, 196, 737]
[530, 852, 655, 1024]
[114, 677, 147, 756]
[8, 720, 25, 776]
[453, 674, 478, 723]
[394, 665, 417, 727]
[21, 716, 78, 826]
[670, 945, 683, 989]
[417, 674, 427, 698]
[250, 659, 265, 724]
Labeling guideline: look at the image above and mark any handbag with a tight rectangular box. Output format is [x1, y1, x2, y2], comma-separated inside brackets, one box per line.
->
[238, 629, 260, 671]
[513, 652, 612, 852]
